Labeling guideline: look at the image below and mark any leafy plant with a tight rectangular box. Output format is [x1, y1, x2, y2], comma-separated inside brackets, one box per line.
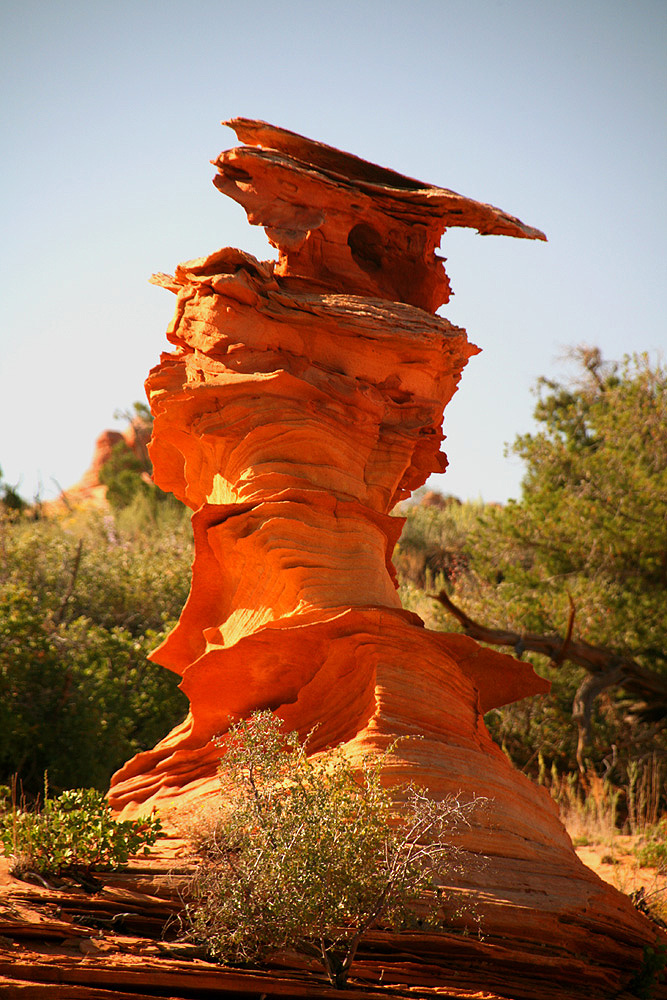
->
[0, 505, 191, 794]
[633, 819, 667, 871]
[0, 783, 162, 876]
[185, 711, 484, 989]
[402, 349, 667, 794]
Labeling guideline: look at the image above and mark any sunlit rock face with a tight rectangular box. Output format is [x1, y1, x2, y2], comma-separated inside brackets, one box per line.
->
[109, 120, 660, 985]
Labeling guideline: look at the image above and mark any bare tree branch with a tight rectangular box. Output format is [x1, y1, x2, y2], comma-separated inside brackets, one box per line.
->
[431, 589, 667, 757]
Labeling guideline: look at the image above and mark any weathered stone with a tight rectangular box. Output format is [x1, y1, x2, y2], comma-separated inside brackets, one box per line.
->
[105, 120, 663, 993]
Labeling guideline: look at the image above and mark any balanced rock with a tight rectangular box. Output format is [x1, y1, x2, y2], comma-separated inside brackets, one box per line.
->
[109, 120, 662, 992]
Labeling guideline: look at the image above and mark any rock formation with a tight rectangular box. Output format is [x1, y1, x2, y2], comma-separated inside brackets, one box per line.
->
[108, 119, 663, 991]
[49, 416, 152, 510]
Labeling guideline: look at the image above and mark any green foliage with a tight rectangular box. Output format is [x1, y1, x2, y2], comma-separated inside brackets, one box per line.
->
[0, 784, 161, 876]
[185, 711, 482, 989]
[0, 505, 191, 794]
[633, 819, 667, 870]
[468, 352, 663, 781]
[0, 467, 27, 513]
[98, 441, 147, 510]
[99, 402, 181, 515]
[393, 493, 479, 592]
[393, 495, 482, 629]
[393, 349, 667, 792]
[468, 349, 666, 665]
[0, 402, 193, 794]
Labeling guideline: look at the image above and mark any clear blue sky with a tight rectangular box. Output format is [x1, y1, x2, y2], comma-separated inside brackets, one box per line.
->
[1, 0, 665, 503]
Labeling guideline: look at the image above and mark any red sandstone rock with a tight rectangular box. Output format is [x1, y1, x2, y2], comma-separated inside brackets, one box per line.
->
[51, 417, 152, 510]
[108, 120, 663, 992]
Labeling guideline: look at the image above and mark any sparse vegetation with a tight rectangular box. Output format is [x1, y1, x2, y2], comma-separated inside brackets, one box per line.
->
[634, 821, 667, 872]
[184, 711, 484, 989]
[0, 780, 161, 878]
[0, 405, 191, 795]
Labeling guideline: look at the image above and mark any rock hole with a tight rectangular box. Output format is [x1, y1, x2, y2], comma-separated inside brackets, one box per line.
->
[221, 164, 253, 183]
[348, 223, 383, 272]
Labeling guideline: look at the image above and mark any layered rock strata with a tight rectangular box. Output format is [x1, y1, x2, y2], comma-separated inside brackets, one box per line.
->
[109, 119, 662, 988]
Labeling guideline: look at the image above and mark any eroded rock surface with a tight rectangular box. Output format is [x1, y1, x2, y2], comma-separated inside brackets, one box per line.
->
[107, 120, 663, 991]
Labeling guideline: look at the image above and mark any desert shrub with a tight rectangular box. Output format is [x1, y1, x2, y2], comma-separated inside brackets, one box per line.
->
[185, 711, 484, 989]
[633, 819, 667, 871]
[0, 582, 186, 792]
[393, 493, 481, 593]
[393, 351, 667, 799]
[0, 508, 191, 794]
[0, 404, 192, 793]
[0, 783, 161, 876]
[1, 504, 192, 636]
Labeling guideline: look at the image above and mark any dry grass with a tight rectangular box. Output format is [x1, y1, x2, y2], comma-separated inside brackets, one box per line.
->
[627, 754, 665, 836]
[550, 768, 620, 850]
[543, 757, 667, 926]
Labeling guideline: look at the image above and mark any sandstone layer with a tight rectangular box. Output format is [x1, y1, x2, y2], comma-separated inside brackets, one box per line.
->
[108, 119, 663, 991]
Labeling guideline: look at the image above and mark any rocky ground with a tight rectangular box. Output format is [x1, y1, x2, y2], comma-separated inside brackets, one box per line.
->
[0, 832, 664, 999]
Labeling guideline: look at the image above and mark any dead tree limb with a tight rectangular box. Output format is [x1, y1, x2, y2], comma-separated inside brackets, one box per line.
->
[552, 594, 575, 667]
[571, 665, 624, 773]
[431, 589, 667, 761]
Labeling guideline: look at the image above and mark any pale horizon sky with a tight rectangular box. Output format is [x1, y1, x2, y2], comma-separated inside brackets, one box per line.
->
[1, 0, 665, 504]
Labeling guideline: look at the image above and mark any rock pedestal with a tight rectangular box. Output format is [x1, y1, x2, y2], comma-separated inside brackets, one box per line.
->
[109, 120, 662, 992]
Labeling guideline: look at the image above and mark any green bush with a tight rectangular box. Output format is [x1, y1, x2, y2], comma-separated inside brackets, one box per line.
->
[393, 351, 667, 795]
[0, 785, 162, 876]
[0, 403, 192, 793]
[185, 712, 484, 989]
[634, 820, 667, 870]
[0, 507, 191, 794]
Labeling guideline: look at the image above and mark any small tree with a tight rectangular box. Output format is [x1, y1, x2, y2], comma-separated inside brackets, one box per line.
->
[185, 711, 483, 989]
[441, 349, 667, 779]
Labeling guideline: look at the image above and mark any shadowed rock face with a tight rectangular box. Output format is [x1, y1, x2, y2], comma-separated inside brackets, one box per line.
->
[108, 120, 662, 987]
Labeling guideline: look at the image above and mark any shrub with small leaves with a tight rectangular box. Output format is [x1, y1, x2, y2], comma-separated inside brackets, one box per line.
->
[634, 819, 667, 871]
[0, 507, 190, 794]
[185, 711, 484, 989]
[0, 786, 162, 876]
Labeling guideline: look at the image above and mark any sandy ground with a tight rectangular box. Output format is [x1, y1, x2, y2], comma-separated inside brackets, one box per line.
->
[574, 833, 666, 922]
